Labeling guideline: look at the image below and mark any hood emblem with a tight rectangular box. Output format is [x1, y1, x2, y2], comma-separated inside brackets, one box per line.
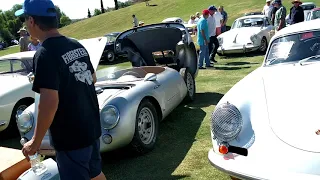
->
[316, 130, 320, 135]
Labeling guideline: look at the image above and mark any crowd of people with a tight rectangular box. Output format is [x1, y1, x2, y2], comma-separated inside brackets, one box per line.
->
[196, 0, 307, 69]
[17, 27, 42, 52]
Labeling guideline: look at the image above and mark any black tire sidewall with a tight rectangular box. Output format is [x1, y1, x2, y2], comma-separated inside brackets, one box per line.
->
[131, 99, 159, 154]
[106, 51, 115, 62]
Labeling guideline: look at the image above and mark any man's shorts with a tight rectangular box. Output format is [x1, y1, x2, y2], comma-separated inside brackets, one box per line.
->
[55, 139, 102, 180]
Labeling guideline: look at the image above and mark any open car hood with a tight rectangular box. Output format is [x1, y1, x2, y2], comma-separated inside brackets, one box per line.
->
[114, 23, 198, 76]
[78, 37, 107, 71]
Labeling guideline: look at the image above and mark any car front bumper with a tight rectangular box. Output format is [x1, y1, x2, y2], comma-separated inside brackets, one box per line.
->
[217, 44, 259, 55]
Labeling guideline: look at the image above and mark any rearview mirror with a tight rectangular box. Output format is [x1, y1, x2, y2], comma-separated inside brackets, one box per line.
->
[144, 73, 157, 81]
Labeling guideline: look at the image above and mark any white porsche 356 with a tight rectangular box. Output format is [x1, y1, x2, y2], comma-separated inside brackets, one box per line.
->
[208, 19, 320, 179]
[217, 14, 274, 56]
[18, 23, 198, 156]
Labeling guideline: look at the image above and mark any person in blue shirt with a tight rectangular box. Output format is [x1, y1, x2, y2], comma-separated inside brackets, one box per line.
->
[197, 9, 213, 69]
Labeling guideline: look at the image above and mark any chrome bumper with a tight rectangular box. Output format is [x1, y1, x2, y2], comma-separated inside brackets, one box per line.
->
[217, 45, 259, 55]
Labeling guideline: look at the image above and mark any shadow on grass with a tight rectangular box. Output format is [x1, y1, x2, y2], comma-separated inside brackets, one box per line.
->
[214, 66, 251, 71]
[100, 93, 221, 179]
[219, 51, 265, 59]
[225, 62, 259, 66]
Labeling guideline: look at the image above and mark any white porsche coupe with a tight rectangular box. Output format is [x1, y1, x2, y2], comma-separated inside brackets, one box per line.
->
[208, 19, 320, 179]
[217, 14, 274, 55]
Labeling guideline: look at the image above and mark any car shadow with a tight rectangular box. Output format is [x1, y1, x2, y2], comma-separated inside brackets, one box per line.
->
[219, 51, 265, 59]
[101, 95, 214, 179]
[214, 66, 251, 71]
[225, 62, 260, 66]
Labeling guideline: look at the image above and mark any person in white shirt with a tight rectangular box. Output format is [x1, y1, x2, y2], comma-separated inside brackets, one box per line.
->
[132, 14, 138, 27]
[28, 36, 41, 51]
[188, 15, 196, 24]
[262, 0, 273, 19]
[194, 12, 200, 23]
[208, 5, 219, 63]
[214, 8, 223, 36]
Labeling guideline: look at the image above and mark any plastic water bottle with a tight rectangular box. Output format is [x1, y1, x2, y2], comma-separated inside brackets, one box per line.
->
[21, 139, 48, 176]
[29, 152, 48, 176]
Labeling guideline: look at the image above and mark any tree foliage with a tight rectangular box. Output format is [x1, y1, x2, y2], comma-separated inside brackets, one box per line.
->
[0, 4, 71, 45]
[94, 9, 102, 16]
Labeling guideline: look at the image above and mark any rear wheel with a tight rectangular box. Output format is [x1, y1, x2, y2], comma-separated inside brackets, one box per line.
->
[180, 68, 196, 102]
[130, 99, 159, 155]
[259, 37, 267, 52]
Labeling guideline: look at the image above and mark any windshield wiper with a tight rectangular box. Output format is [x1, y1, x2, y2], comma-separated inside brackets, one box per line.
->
[298, 55, 320, 65]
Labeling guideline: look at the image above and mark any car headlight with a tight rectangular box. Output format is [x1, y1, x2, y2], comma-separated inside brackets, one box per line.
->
[218, 37, 223, 45]
[210, 102, 243, 142]
[100, 105, 120, 130]
[250, 34, 258, 42]
[17, 111, 34, 133]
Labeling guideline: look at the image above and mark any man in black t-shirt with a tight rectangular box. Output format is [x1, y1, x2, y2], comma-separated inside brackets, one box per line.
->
[15, 0, 106, 179]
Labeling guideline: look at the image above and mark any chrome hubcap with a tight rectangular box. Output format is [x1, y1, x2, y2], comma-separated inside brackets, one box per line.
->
[107, 52, 114, 61]
[15, 105, 28, 120]
[138, 107, 155, 145]
[186, 73, 194, 97]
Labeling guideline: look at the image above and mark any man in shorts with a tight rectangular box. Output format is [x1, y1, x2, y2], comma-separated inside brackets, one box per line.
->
[15, 0, 106, 179]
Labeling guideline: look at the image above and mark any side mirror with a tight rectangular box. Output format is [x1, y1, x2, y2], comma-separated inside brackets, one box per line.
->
[144, 73, 157, 81]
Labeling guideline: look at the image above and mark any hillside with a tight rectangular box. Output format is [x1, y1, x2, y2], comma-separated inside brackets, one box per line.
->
[59, 0, 310, 39]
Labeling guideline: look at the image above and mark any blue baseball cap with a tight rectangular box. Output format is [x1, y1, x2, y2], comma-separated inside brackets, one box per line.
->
[15, 0, 57, 17]
[208, 5, 217, 11]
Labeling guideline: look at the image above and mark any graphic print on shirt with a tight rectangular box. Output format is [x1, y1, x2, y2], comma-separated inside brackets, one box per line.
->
[62, 48, 93, 85]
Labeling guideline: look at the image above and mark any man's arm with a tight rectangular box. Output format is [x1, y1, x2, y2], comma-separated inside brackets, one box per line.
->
[92, 72, 97, 84]
[33, 89, 58, 146]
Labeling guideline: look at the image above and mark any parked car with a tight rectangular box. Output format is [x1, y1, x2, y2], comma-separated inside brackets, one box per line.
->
[244, 12, 263, 16]
[101, 32, 127, 63]
[217, 15, 274, 55]
[0, 42, 7, 50]
[162, 17, 196, 35]
[18, 22, 198, 156]
[286, 2, 317, 24]
[208, 19, 320, 179]
[0, 51, 35, 137]
[306, 7, 320, 21]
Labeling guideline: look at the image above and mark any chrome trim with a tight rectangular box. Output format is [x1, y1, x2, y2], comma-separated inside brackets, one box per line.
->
[100, 105, 120, 130]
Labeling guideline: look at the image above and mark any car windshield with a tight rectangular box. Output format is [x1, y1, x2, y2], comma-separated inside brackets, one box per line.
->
[311, 10, 320, 19]
[265, 30, 320, 66]
[301, 4, 316, 10]
[104, 34, 118, 43]
[0, 59, 29, 74]
[231, 18, 264, 29]
[95, 67, 146, 82]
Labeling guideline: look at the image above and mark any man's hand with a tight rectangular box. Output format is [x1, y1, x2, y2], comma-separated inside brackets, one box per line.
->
[22, 137, 40, 161]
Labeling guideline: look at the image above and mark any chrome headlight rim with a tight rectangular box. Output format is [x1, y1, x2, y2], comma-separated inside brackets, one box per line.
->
[16, 111, 34, 133]
[100, 105, 120, 130]
[210, 101, 243, 142]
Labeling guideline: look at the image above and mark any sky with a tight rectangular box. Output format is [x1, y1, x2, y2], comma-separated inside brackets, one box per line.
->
[1, 0, 128, 19]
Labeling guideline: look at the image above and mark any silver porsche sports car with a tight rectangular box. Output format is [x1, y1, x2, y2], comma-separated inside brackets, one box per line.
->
[17, 22, 198, 156]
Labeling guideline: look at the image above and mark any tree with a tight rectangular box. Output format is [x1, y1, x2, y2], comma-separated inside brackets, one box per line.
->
[60, 15, 72, 26]
[114, 0, 119, 10]
[87, 8, 92, 18]
[93, 9, 102, 16]
[100, 0, 105, 13]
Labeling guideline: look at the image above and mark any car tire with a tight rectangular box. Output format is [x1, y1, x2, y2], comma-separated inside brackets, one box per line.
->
[130, 99, 159, 155]
[259, 37, 268, 52]
[0, 99, 33, 139]
[106, 51, 115, 62]
[180, 67, 196, 102]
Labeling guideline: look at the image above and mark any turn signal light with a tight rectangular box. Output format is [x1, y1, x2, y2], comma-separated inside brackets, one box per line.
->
[219, 145, 229, 154]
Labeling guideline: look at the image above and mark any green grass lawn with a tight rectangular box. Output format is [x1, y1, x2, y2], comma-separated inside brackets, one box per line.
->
[1, 0, 319, 179]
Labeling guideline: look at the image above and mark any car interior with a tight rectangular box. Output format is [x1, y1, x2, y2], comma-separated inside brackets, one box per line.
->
[118, 26, 198, 77]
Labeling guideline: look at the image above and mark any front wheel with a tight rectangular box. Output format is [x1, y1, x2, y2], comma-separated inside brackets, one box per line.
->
[130, 99, 159, 155]
[258, 37, 268, 52]
[106, 51, 115, 62]
[180, 68, 196, 102]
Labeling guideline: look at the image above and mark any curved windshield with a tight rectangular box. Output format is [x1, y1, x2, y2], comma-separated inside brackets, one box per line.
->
[311, 10, 320, 20]
[231, 18, 264, 29]
[301, 4, 316, 10]
[265, 30, 320, 66]
[104, 34, 118, 43]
